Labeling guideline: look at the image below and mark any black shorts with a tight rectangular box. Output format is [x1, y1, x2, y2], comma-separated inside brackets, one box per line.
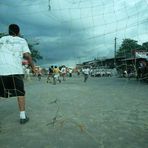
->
[0, 75, 25, 98]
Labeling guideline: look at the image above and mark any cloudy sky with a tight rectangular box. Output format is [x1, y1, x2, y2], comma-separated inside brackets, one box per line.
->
[0, 0, 148, 67]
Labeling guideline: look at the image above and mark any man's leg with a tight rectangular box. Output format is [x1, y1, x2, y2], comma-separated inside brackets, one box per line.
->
[17, 96, 29, 124]
[53, 75, 56, 85]
[47, 75, 49, 83]
[84, 74, 86, 82]
[17, 96, 25, 111]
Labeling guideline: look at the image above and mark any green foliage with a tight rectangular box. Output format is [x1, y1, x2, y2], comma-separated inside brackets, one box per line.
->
[28, 43, 43, 63]
[142, 42, 148, 51]
[0, 33, 7, 38]
[116, 38, 142, 58]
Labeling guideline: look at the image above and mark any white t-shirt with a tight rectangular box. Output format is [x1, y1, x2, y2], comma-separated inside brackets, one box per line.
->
[69, 69, 72, 73]
[61, 67, 66, 74]
[82, 68, 90, 75]
[0, 35, 31, 75]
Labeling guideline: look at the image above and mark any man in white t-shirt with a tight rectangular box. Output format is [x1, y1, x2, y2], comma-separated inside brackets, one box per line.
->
[0, 24, 35, 124]
[82, 67, 90, 82]
[60, 65, 67, 81]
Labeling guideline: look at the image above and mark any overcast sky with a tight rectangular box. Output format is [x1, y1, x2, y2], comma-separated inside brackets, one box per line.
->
[0, 0, 148, 67]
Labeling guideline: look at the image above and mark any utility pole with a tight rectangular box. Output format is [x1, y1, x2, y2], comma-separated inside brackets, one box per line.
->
[48, 0, 51, 10]
[114, 37, 117, 67]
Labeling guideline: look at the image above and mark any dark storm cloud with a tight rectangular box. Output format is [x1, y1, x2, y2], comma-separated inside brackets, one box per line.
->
[0, 0, 89, 65]
[0, 0, 148, 67]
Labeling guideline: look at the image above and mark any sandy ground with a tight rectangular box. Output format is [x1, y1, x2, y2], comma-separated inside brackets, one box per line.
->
[0, 74, 148, 148]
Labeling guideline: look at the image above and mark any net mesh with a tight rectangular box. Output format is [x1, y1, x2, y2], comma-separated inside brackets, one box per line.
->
[0, 0, 148, 147]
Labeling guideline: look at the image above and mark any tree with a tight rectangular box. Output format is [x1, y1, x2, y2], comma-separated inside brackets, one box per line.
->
[0, 33, 7, 38]
[116, 38, 142, 58]
[28, 43, 43, 63]
[142, 42, 148, 51]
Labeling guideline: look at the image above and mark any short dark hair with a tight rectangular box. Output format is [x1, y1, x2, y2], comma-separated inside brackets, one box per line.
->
[9, 24, 20, 35]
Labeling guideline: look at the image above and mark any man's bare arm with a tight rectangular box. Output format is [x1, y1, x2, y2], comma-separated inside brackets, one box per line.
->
[23, 52, 36, 73]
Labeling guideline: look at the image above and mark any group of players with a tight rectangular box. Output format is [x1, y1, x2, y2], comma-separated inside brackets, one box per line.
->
[46, 65, 72, 84]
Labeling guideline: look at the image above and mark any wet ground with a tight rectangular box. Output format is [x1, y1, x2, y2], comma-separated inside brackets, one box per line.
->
[0, 75, 148, 148]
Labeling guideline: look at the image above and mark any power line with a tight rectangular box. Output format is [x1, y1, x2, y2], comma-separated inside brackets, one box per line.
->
[0, 1, 47, 7]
